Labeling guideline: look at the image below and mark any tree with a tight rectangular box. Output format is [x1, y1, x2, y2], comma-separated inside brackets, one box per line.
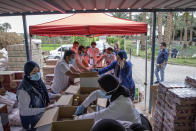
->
[2, 23, 11, 32]
[164, 12, 173, 48]
[111, 12, 128, 19]
[190, 12, 194, 43]
[183, 12, 189, 48]
[158, 12, 163, 44]
[141, 12, 146, 50]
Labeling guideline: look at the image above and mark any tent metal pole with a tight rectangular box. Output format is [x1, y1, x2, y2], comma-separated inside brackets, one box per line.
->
[149, 11, 157, 114]
[29, 35, 32, 60]
[22, 14, 30, 61]
[144, 33, 148, 111]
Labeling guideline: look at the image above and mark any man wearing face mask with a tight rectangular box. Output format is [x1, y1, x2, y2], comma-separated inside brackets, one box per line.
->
[88, 42, 100, 66]
[51, 50, 80, 94]
[98, 50, 135, 101]
[74, 45, 90, 72]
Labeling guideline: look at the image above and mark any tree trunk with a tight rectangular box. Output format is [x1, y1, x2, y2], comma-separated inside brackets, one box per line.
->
[158, 12, 163, 44]
[164, 12, 173, 48]
[190, 12, 193, 44]
[183, 12, 188, 48]
[180, 28, 183, 44]
[172, 25, 176, 41]
[141, 12, 146, 50]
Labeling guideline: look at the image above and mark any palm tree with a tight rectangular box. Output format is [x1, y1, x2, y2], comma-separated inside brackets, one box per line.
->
[2, 23, 11, 32]
[164, 12, 173, 48]
[190, 12, 194, 44]
[141, 12, 146, 50]
[183, 12, 189, 48]
[0, 25, 5, 32]
[158, 12, 163, 44]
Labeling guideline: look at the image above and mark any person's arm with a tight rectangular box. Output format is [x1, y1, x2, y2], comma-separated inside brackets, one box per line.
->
[98, 61, 117, 75]
[75, 104, 116, 121]
[96, 54, 106, 64]
[18, 90, 45, 116]
[161, 51, 168, 68]
[75, 57, 89, 72]
[70, 65, 81, 73]
[81, 90, 109, 108]
[66, 70, 80, 78]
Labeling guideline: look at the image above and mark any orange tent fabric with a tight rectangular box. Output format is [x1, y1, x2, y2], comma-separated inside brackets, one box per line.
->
[29, 13, 147, 36]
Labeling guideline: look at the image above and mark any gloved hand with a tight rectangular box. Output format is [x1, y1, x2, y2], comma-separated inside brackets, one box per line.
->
[74, 105, 85, 116]
[98, 90, 111, 99]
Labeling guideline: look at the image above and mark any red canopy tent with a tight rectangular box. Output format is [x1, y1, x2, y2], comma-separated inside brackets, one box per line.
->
[29, 13, 147, 36]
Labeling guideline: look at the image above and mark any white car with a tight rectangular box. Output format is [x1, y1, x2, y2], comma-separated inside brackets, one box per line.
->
[48, 44, 72, 59]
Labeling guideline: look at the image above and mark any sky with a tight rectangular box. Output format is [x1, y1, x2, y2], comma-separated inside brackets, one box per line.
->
[0, 14, 72, 33]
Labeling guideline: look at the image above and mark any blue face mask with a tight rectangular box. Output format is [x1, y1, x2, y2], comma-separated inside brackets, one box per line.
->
[30, 72, 41, 81]
[107, 54, 111, 57]
[69, 58, 75, 64]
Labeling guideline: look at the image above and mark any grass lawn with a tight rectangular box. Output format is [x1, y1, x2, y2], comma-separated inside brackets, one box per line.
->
[131, 46, 196, 67]
[41, 44, 61, 51]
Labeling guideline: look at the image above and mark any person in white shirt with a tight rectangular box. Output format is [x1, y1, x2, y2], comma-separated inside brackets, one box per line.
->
[87, 42, 100, 66]
[51, 50, 80, 94]
[74, 74, 141, 124]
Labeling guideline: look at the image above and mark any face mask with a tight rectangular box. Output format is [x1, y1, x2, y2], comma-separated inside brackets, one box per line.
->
[80, 52, 84, 56]
[107, 54, 111, 57]
[30, 72, 41, 81]
[69, 58, 75, 64]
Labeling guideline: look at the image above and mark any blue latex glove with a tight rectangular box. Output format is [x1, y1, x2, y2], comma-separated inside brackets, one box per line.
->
[98, 90, 111, 99]
[74, 105, 85, 116]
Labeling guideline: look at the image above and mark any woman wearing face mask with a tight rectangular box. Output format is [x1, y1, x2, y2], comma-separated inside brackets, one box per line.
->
[98, 50, 135, 101]
[51, 50, 80, 94]
[17, 61, 50, 131]
[74, 45, 90, 72]
[74, 74, 141, 124]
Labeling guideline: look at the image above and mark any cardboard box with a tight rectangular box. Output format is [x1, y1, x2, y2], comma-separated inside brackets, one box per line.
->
[0, 72, 15, 84]
[36, 106, 94, 131]
[65, 85, 99, 95]
[14, 71, 24, 80]
[43, 66, 55, 77]
[65, 85, 80, 95]
[185, 75, 196, 87]
[80, 77, 99, 88]
[80, 72, 98, 77]
[55, 95, 73, 106]
[46, 59, 58, 66]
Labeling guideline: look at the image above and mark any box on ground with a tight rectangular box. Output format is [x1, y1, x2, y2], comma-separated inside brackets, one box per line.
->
[36, 106, 94, 131]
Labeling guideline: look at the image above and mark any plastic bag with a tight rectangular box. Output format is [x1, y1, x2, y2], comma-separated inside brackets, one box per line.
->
[0, 48, 8, 71]
[8, 108, 21, 126]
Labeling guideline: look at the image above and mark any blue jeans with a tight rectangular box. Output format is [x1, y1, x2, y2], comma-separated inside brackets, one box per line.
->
[155, 64, 166, 82]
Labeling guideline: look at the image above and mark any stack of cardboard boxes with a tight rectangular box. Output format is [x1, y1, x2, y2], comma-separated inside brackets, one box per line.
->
[43, 59, 58, 84]
[7, 44, 42, 71]
[153, 77, 196, 131]
[0, 71, 24, 93]
[163, 88, 196, 131]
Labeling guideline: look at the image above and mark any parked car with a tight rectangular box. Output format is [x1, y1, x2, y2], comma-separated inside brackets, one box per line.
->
[48, 44, 72, 59]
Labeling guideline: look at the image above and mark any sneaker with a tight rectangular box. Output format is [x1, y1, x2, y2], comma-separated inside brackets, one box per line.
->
[154, 81, 159, 84]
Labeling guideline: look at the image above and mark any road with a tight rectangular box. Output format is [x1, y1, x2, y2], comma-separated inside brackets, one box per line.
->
[129, 56, 196, 112]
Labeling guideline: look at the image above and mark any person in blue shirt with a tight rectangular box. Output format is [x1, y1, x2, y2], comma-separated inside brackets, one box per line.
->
[154, 42, 169, 84]
[98, 50, 135, 101]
